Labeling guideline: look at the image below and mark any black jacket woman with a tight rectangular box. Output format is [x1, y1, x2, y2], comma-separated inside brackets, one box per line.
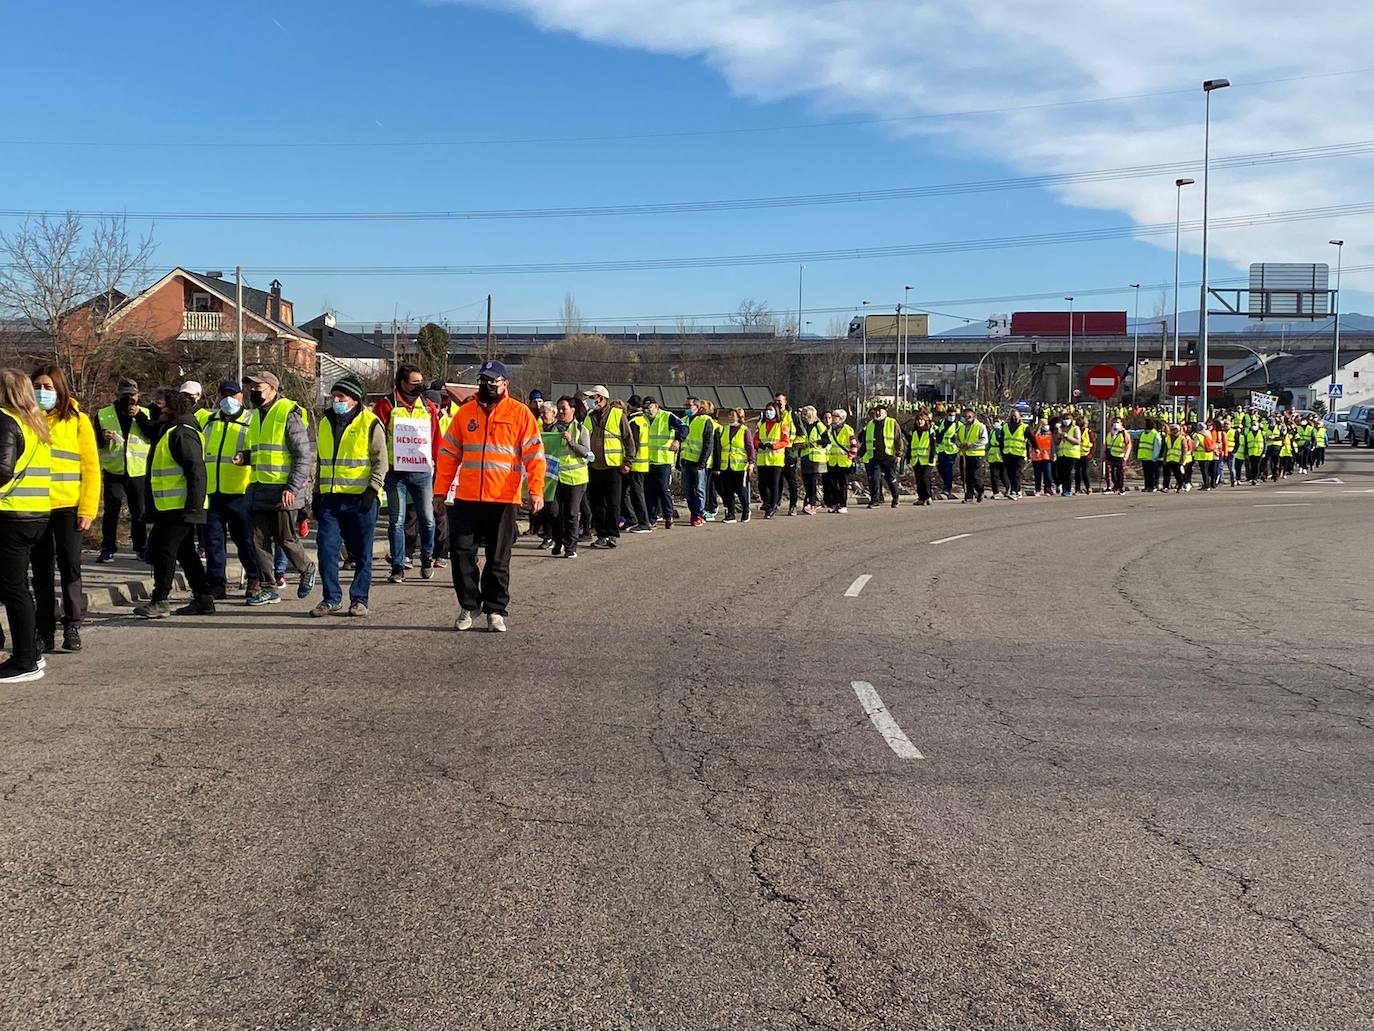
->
[0, 368, 54, 682]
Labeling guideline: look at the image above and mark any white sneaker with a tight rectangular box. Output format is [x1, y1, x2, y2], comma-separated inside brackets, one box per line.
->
[837, 506, 849, 514]
[487, 613, 507, 633]
[454, 609, 474, 631]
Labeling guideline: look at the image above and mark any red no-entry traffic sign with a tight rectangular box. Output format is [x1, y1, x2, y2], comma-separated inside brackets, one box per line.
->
[1085, 364, 1122, 401]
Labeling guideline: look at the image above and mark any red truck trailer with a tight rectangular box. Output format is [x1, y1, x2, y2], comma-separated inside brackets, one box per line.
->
[1010, 311, 1128, 336]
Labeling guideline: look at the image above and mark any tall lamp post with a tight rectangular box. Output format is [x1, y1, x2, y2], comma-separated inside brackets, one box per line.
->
[903, 284, 914, 403]
[796, 264, 805, 343]
[1065, 295, 1075, 403]
[1172, 177, 1195, 418]
[1130, 282, 1141, 406]
[860, 300, 870, 419]
[1330, 239, 1344, 410]
[1198, 77, 1230, 422]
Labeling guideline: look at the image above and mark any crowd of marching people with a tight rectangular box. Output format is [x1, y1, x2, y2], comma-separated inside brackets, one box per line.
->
[0, 358, 1338, 681]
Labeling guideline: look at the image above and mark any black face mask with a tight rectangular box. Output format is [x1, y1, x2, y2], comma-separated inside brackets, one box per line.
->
[477, 381, 500, 404]
[249, 390, 267, 408]
[399, 384, 422, 401]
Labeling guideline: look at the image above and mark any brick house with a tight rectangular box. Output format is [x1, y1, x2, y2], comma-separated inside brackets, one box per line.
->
[75, 267, 316, 380]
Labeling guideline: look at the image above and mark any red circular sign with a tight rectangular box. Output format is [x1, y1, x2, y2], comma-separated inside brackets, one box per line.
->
[1084, 364, 1122, 401]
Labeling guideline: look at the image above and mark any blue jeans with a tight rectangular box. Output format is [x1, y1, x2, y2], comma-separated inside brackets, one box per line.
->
[206, 493, 259, 588]
[646, 464, 674, 523]
[937, 453, 956, 494]
[317, 494, 379, 607]
[385, 469, 434, 570]
[680, 465, 706, 518]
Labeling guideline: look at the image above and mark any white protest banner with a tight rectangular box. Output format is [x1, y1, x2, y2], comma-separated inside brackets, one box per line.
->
[1250, 391, 1277, 413]
[392, 413, 434, 472]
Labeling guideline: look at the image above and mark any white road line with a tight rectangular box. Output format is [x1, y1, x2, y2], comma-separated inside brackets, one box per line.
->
[1254, 503, 1312, 508]
[844, 574, 872, 597]
[851, 681, 925, 760]
[1305, 477, 1344, 484]
[1075, 512, 1124, 520]
[928, 533, 972, 545]
[1275, 490, 1326, 495]
[1344, 488, 1374, 494]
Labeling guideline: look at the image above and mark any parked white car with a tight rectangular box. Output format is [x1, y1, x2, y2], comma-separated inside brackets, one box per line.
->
[1324, 412, 1349, 444]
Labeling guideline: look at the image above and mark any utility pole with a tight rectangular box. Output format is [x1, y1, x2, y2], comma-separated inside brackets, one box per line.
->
[234, 266, 244, 384]
[892, 303, 902, 405]
[1130, 283, 1141, 406]
[391, 310, 399, 382]
[485, 293, 494, 360]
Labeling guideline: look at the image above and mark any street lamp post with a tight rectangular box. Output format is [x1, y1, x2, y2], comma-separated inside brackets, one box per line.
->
[1172, 177, 1195, 419]
[1065, 295, 1075, 403]
[1198, 77, 1230, 423]
[1330, 239, 1344, 410]
[892, 303, 903, 404]
[860, 300, 870, 418]
[903, 285, 913, 403]
[797, 264, 804, 343]
[1130, 282, 1141, 406]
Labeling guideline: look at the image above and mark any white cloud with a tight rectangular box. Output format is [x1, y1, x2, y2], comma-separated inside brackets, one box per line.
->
[442, 0, 1374, 281]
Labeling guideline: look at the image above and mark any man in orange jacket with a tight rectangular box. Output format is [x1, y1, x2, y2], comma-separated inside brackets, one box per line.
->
[433, 360, 545, 633]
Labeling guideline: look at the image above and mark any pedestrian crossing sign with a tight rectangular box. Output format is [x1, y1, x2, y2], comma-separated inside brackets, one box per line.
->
[1329, 383, 1343, 397]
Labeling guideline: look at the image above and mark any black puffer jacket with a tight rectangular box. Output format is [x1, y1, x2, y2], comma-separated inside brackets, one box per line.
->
[0, 410, 48, 522]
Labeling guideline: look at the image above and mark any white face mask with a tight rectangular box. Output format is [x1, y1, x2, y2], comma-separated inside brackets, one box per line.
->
[1112, 422, 1123, 431]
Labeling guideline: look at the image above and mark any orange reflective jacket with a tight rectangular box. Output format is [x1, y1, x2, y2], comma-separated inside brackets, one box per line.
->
[435, 395, 545, 504]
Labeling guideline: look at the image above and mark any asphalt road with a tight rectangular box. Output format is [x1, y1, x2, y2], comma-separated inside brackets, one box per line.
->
[3, 448, 1372, 1029]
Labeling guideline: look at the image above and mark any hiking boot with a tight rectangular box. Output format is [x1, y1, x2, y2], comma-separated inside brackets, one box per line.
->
[309, 602, 342, 618]
[174, 595, 216, 616]
[348, 601, 369, 618]
[133, 600, 172, 619]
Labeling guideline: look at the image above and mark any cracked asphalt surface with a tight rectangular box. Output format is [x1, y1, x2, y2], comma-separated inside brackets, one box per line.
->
[2, 450, 1372, 1029]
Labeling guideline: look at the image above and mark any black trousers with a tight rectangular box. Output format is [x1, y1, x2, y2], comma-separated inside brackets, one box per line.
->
[625, 470, 649, 528]
[1246, 456, 1261, 482]
[961, 456, 985, 500]
[1003, 455, 1024, 494]
[32, 506, 86, 634]
[588, 467, 623, 539]
[1163, 461, 1184, 489]
[823, 467, 848, 508]
[555, 482, 585, 551]
[533, 494, 560, 540]
[147, 518, 211, 603]
[802, 469, 821, 507]
[867, 457, 899, 503]
[758, 465, 783, 513]
[646, 464, 674, 524]
[1107, 456, 1125, 492]
[0, 518, 45, 668]
[989, 461, 1007, 495]
[1055, 455, 1075, 492]
[449, 500, 517, 616]
[251, 509, 311, 585]
[718, 469, 746, 517]
[100, 472, 146, 554]
[781, 459, 799, 509]
[913, 464, 933, 503]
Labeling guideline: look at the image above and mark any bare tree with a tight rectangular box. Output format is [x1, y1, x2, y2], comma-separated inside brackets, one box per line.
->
[561, 293, 584, 336]
[415, 322, 451, 383]
[733, 298, 776, 333]
[0, 213, 155, 397]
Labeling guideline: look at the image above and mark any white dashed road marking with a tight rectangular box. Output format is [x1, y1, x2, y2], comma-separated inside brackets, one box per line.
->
[1075, 513, 1125, 520]
[1254, 503, 1313, 508]
[845, 575, 872, 597]
[929, 533, 972, 545]
[851, 681, 925, 760]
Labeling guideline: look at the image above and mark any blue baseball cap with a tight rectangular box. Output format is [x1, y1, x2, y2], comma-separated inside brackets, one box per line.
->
[217, 379, 242, 394]
[479, 360, 509, 380]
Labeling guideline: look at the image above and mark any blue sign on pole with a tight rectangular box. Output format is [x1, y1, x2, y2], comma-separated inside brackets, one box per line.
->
[1329, 383, 1344, 398]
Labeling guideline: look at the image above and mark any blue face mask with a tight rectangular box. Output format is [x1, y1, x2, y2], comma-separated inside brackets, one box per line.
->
[35, 388, 57, 411]
[332, 400, 352, 416]
[219, 396, 242, 416]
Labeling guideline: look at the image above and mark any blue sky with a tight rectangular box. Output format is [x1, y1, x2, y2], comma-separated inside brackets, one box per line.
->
[1, 0, 1370, 334]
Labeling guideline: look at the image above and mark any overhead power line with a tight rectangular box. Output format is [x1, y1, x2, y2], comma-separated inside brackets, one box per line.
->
[4, 141, 1371, 223]
[197, 201, 1374, 276]
[2, 67, 1371, 151]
